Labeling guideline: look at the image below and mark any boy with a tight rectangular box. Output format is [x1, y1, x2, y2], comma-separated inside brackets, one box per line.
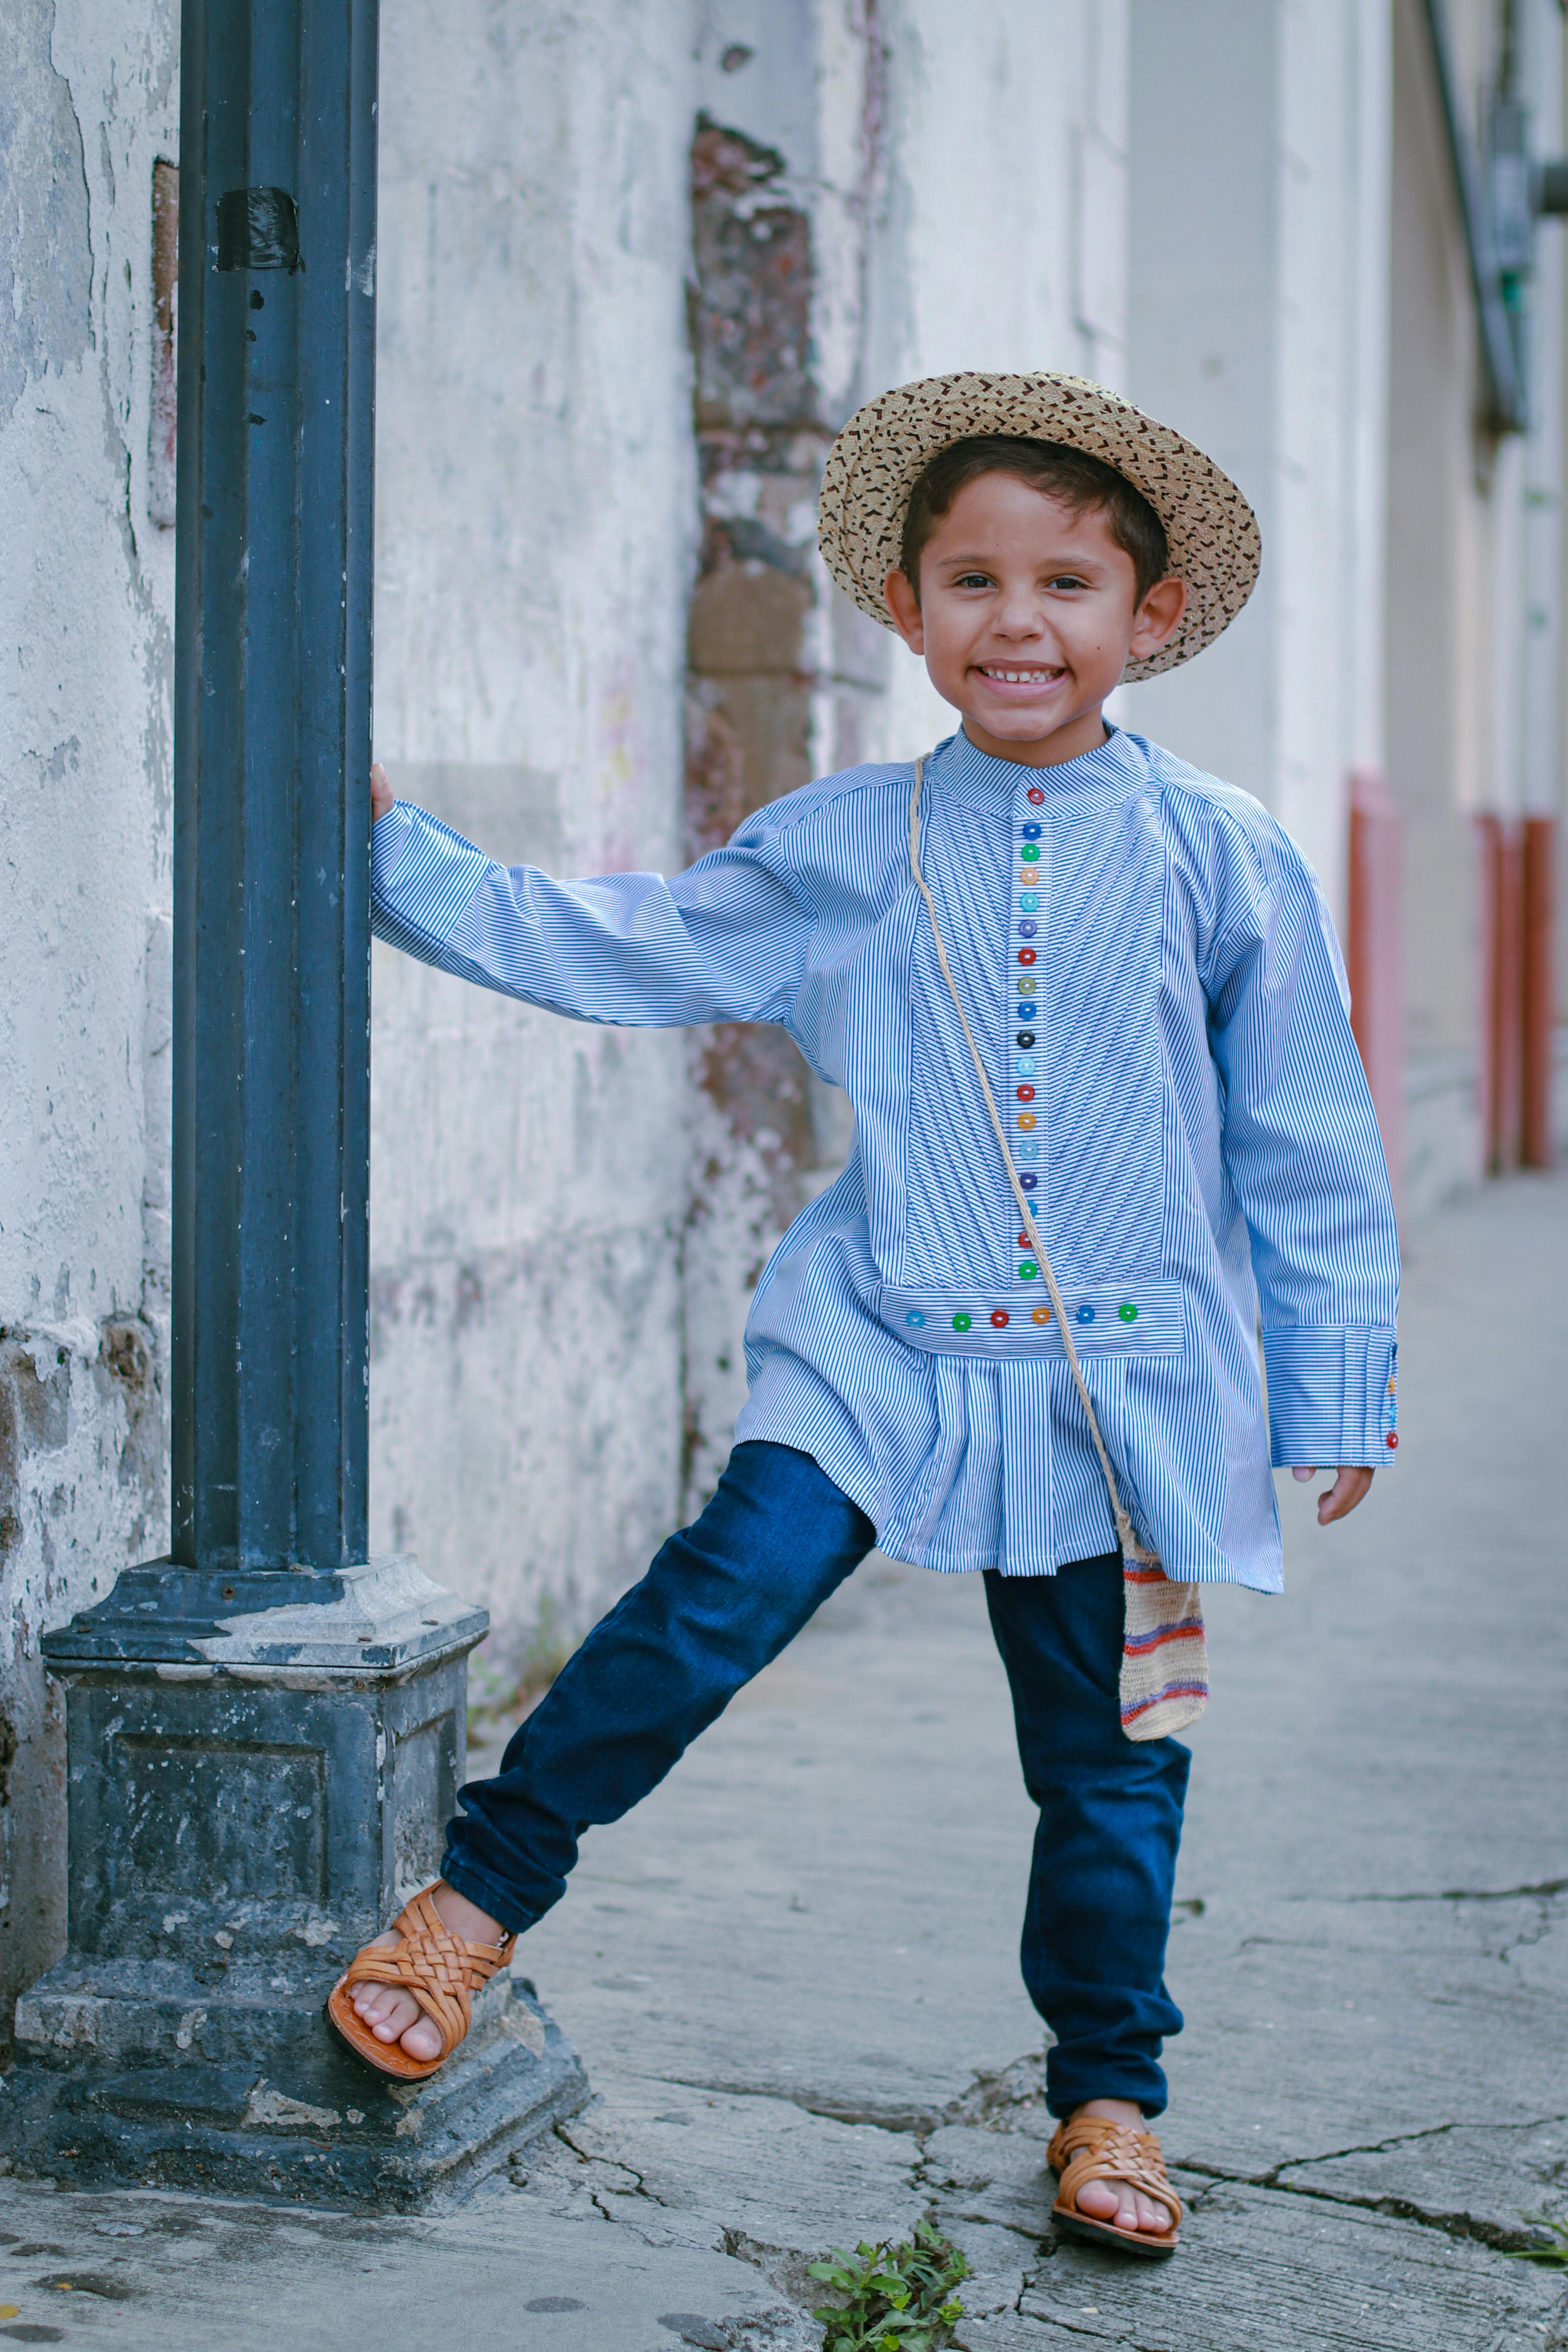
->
[330, 374, 1398, 2257]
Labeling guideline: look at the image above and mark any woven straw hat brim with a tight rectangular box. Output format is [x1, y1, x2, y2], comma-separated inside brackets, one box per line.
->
[817, 372, 1260, 681]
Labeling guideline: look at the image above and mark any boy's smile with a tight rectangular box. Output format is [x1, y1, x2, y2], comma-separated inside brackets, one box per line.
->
[883, 472, 1187, 768]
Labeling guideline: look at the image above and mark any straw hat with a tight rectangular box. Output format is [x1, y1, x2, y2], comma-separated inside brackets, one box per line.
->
[817, 371, 1260, 680]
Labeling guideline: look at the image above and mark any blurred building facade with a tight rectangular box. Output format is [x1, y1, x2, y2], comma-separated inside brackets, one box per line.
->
[1, 0, 1564, 2022]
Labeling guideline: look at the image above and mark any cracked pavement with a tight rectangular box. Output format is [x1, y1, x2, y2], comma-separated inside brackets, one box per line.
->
[0, 1173, 1561, 2349]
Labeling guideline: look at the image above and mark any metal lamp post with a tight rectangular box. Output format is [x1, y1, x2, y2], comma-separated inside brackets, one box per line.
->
[2, 0, 584, 2204]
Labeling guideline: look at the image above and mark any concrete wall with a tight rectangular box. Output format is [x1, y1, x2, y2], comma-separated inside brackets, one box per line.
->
[0, 0, 178, 2027]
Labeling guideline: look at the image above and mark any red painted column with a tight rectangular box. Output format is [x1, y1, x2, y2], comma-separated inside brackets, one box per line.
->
[1347, 768, 1405, 1212]
[1522, 815, 1557, 1169]
[1478, 815, 1526, 1176]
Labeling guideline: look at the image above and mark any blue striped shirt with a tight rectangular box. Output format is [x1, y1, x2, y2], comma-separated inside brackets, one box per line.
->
[371, 724, 1398, 1590]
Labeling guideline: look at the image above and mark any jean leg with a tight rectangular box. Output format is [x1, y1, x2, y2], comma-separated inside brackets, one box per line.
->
[984, 1555, 1191, 2117]
[443, 1442, 875, 1933]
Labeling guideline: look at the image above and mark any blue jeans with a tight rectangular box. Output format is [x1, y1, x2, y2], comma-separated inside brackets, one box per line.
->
[444, 1440, 1189, 2115]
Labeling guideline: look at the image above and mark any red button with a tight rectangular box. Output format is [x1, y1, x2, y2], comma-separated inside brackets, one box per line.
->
[1027, 787, 1045, 804]
[1386, 1432, 1398, 1449]
[1017, 1231, 1031, 1249]
[1017, 947, 1037, 966]
[1016, 1084, 1035, 1102]
[990, 1309, 1009, 1328]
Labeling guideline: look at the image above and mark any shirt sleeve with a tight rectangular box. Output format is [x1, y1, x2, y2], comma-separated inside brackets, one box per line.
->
[1201, 807, 1399, 1470]
[369, 799, 812, 1029]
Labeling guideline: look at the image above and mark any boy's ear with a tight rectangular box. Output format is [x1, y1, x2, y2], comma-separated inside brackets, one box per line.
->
[1129, 574, 1187, 661]
[884, 566, 925, 652]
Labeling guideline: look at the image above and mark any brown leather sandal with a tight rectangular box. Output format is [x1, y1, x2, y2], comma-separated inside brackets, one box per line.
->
[324, 1885, 516, 2082]
[1047, 2113, 1182, 2258]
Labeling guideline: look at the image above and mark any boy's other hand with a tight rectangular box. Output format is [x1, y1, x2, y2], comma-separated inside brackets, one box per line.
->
[1291, 1465, 1374, 1524]
[370, 762, 393, 823]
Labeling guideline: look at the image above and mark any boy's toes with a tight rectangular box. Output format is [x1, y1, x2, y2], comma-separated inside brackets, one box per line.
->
[398, 2012, 445, 2062]
[1073, 2178, 1124, 2225]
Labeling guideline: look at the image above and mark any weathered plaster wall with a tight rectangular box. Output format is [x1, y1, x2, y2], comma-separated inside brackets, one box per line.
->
[368, 0, 700, 1685]
[0, 0, 178, 2026]
[1120, 0, 1393, 914]
[678, 0, 1129, 1504]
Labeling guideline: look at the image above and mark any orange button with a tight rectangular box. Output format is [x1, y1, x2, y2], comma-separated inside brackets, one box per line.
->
[1031, 1305, 1052, 1325]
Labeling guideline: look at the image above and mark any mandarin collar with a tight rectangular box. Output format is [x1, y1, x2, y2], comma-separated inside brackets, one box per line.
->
[926, 723, 1146, 809]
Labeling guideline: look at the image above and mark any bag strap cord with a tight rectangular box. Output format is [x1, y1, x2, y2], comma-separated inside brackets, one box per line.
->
[906, 755, 1152, 1566]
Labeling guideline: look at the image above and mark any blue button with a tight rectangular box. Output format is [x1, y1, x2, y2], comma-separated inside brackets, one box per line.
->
[1017, 920, 1038, 939]
[1018, 1172, 1038, 1191]
[1018, 892, 1039, 911]
[1014, 1056, 1035, 1075]
[1015, 1142, 1040, 1163]
[1020, 822, 1042, 839]
[906, 1309, 926, 1328]
[1016, 1002, 1034, 1020]
[1076, 1304, 1095, 1324]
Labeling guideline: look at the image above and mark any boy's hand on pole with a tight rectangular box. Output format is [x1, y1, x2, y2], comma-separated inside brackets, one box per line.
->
[370, 762, 393, 823]
[1291, 1465, 1375, 1524]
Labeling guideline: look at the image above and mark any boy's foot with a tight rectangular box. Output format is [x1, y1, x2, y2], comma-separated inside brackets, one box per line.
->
[1048, 2098, 1181, 2254]
[346, 1880, 508, 2064]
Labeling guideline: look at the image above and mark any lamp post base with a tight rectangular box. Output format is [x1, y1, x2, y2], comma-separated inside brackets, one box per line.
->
[2, 1557, 587, 2208]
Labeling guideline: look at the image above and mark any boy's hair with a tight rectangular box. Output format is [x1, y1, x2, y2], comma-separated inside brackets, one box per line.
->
[898, 435, 1171, 605]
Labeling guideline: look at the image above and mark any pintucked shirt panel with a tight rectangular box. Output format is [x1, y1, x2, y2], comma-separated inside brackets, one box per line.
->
[370, 725, 1399, 1588]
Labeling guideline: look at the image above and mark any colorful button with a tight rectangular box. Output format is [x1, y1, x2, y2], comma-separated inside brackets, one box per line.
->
[952, 1312, 973, 1332]
[1027, 786, 1045, 804]
[990, 1309, 1009, 1329]
[1018, 1171, 1038, 1191]
[1014, 1055, 1035, 1074]
[1018, 871, 1037, 888]
[1017, 920, 1038, 939]
[1020, 844, 1040, 862]
[1386, 1432, 1398, 1449]
[906, 1310, 926, 1327]
[1017, 948, 1037, 966]
[1118, 1302, 1138, 1323]
[1021, 822, 1042, 839]
[1076, 1304, 1095, 1323]
[1016, 975, 1037, 993]
[1016, 1083, 1035, 1102]
[1032, 1304, 1052, 1326]
[1015, 1142, 1039, 1161]
[1018, 1260, 1038, 1279]
[1018, 892, 1040, 911]
[1016, 1230, 1033, 1249]
[1016, 1030, 1036, 1049]
[1016, 1112, 1037, 1131]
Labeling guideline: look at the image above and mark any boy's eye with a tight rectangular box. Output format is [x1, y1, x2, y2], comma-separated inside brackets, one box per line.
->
[1047, 573, 1088, 592]
[953, 571, 993, 590]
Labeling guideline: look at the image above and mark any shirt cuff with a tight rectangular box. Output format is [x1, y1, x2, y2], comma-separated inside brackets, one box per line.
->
[1263, 1327, 1398, 1468]
[370, 801, 494, 954]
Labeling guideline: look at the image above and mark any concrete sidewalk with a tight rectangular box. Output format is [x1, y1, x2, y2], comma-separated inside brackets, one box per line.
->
[0, 1174, 1563, 2350]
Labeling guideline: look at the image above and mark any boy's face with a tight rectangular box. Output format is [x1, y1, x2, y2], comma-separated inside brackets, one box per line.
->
[882, 472, 1187, 767]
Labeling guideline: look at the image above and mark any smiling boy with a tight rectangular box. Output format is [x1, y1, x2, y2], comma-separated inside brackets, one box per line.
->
[332, 374, 1398, 2259]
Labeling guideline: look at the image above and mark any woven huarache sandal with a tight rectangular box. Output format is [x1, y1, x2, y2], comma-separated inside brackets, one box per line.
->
[1047, 2113, 1183, 2258]
[325, 1885, 515, 2082]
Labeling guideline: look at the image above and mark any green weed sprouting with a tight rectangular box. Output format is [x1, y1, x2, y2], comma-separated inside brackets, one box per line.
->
[808, 2220, 969, 2352]
[1508, 2213, 1568, 2267]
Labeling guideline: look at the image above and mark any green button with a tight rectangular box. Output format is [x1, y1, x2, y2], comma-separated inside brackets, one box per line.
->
[1018, 1261, 1038, 1280]
[952, 1312, 973, 1332]
[1119, 1301, 1138, 1322]
[1020, 844, 1040, 861]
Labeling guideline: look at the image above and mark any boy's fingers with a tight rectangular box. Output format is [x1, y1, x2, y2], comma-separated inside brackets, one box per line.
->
[370, 761, 392, 820]
[1291, 1465, 1316, 1482]
[1317, 1466, 1374, 1524]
